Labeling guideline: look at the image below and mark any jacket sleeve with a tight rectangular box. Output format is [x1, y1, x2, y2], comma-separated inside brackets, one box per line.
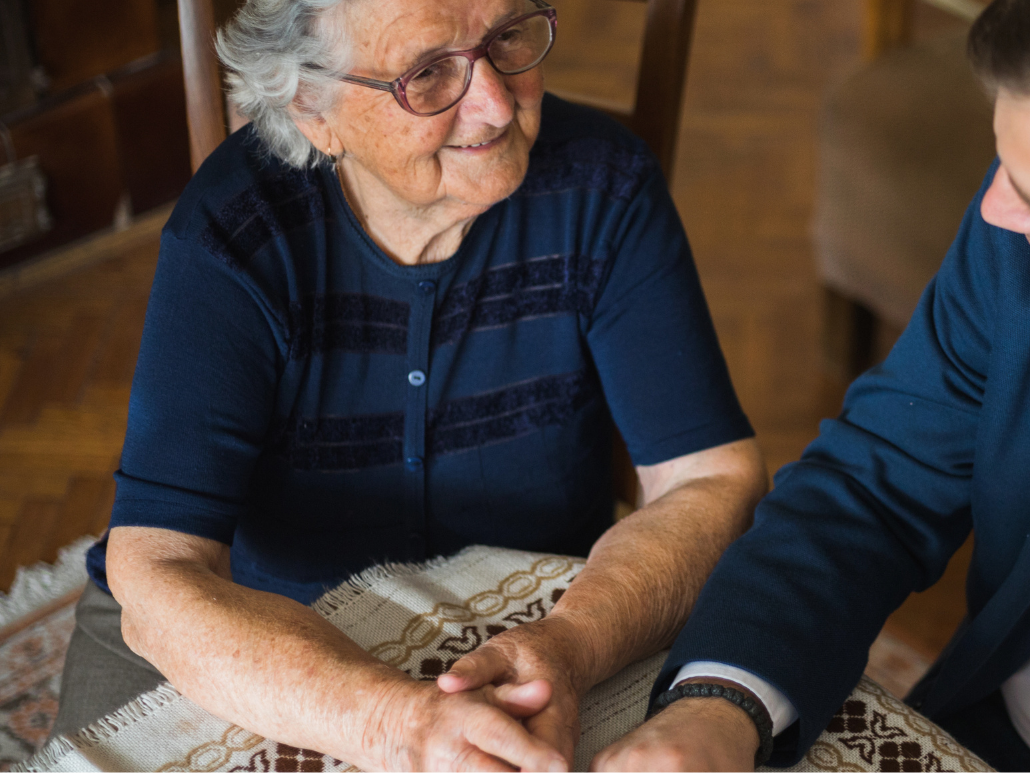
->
[651, 163, 1004, 765]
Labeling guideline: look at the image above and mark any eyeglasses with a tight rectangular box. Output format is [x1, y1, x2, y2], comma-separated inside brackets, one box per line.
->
[319, 0, 557, 117]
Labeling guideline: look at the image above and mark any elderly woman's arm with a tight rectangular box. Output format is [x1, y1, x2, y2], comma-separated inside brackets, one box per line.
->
[437, 436, 768, 762]
[107, 527, 568, 772]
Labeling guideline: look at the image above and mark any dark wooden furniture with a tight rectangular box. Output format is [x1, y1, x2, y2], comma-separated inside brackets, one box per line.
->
[1, 82, 124, 269]
[29, 0, 162, 92]
[0, 53, 192, 271]
[815, 0, 993, 380]
[0, 0, 193, 266]
[0, 0, 38, 114]
[110, 54, 193, 215]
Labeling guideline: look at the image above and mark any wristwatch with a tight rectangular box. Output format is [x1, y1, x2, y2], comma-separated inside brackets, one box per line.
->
[649, 680, 775, 767]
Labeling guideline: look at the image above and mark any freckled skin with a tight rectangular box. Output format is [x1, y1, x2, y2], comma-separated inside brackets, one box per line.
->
[295, 0, 543, 265]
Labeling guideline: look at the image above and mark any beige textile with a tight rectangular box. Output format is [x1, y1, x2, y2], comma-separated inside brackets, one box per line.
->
[19, 546, 991, 772]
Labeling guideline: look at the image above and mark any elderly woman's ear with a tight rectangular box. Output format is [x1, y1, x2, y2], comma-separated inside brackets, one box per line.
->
[289, 106, 339, 158]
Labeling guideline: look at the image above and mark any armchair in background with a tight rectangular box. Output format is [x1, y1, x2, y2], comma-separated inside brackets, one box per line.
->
[815, 0, 994, 380]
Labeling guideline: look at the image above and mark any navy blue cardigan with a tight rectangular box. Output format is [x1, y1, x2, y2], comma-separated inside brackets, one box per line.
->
[88, 95, 752, 604]
[655, 161, 1030, 765]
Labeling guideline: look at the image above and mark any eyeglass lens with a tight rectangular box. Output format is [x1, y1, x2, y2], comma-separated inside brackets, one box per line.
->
[403, 13, 552, 115]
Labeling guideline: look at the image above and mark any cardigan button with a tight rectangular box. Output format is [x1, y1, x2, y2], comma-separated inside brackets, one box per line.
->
[408, 370, 426, 386]
[418, 280, 436, 295]
[406, 456, 424, 470]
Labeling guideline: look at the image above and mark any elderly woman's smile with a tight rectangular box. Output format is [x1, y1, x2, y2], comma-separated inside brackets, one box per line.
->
[445, 130, 510, 151]
[448, 135, 505, 149]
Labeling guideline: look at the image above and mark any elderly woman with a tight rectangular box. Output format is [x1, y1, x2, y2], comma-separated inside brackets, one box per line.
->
[52, 0, 766, 767]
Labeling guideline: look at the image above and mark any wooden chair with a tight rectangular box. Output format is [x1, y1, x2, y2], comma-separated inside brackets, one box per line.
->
[177, 0, 233, 171]
[176, 0, 701, 507]
[816, 0, 995, 381]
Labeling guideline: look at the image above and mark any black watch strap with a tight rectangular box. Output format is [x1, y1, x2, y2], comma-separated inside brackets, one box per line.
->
[648, 681, 775, 767]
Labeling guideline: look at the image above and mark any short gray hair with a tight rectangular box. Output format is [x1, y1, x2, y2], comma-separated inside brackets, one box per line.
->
[216, 0, 352, 168]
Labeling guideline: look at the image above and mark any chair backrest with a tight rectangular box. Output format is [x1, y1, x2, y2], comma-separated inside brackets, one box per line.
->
[178, 0, 227, 172]
[178, 0, 699, 178]
[583, 0, 700, 179]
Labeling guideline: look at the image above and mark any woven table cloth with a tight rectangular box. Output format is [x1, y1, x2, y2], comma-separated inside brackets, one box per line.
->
[19, 546, 991, 772]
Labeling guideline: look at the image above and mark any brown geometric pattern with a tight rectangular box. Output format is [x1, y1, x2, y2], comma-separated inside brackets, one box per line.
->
[228, 743, 350, 772]
[155, 725, 264, 772]
[362, 555, 576, 667]
[800, 677, 991, 772]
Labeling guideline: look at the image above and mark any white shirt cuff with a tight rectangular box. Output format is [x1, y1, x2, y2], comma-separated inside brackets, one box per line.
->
[671, 661, 799, 736]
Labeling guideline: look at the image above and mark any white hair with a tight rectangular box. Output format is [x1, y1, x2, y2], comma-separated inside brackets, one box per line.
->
[216, 0, 352, 168]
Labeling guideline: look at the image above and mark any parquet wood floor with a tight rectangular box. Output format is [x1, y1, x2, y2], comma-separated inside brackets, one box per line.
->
[0, 211, 166, 590]
[0, 0, 970, 658]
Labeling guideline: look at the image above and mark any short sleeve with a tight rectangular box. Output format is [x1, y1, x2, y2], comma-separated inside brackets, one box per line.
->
[586, 168, 753, 465]
[108, 231, 287, 544]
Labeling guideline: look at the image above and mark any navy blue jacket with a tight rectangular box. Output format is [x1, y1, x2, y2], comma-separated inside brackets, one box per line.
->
[655, 161, 1030, 765]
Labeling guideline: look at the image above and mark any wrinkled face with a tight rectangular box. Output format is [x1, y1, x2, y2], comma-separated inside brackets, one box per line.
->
[317, 0, 545, 211]
[982, 89, 1030, 240]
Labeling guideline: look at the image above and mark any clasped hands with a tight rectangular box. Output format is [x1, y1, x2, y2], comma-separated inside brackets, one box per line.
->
[358, 614, 580, 770]
[360, 616, 581, 771]
[362, 616, 761, 772]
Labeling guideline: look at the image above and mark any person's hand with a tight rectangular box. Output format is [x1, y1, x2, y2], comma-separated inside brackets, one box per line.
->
[365, 675, 569, 771]
[437, 618, 585, 766]
[590, 695, 760, 771]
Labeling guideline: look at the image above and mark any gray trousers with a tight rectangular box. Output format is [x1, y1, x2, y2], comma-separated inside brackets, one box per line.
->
[51, 580, 167, 739]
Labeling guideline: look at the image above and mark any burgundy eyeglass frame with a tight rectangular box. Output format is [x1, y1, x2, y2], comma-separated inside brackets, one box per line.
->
[322, 0, 557, 116]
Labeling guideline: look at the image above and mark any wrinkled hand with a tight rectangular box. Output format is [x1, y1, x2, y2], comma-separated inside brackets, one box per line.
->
[437, 618, 584, 766]
[366, 676, 569, 772]
[590, 696, 760, 772]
